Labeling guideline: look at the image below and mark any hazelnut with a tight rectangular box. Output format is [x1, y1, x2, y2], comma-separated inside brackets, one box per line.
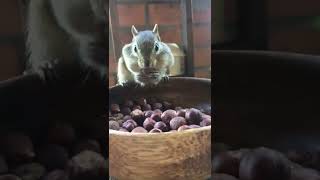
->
[111, 113, 124, 120]
[118, 128, 129, 132]
[67, 151, 107, 180]
[47, 121, 76, 146]
[152, 103, 163, 110]
[13, 163, 46, 180]
[175, 106, 183, 111]
[169, 117, 186, 130]
[132, 105, 141, 111]
[151, 110, 162, 122]
[161, 110, 177, 124]
[154, 122, 168, 132]
[189, 125, 201, 129]
[122, 120, 137, 132]
[144, 110, 154, 118]
[136, 97, 147, 106]
[1, 132, 35, 164]
[142, 104, 152, 111]
[110, 104, 120, 113]
[176, 109, 186, 117]
[239, 147, 291, 180]
[130, 109, 145, 126]
[212, 152, 240, 177]
[109, 121, 120, 130]
[200, 118, 211, 127]
[73, 139, 101, 155]
[37, 144, 69, 171]
[0, 175, 21, 180]
[177, 125, 191, 131]
[43, 170, 69, 180]
[131, 127, 148, 133]
[123, 100, 134, 108]
[149, 128, 162, 133]
[117, 119, 125, 127]
[147, 97, 157, 105]
[185, 108, 202, 125]
[120, 107, 131, 116]
[143, 118, 156, 131]
[0, 154, 8, 174]
[123, 115, 132, 121]
[162, 101, 173, 110]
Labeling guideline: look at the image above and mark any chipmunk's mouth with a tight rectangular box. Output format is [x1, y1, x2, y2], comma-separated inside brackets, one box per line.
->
[136, 69, 162, 85]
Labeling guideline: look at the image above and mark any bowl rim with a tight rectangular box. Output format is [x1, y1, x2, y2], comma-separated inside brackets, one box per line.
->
[109, 125, 211, 136]
[109, 77, 211, 89]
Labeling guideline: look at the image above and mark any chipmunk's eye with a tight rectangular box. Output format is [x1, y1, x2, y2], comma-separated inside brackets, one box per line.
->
[154, 44, 159, 52]
[134, 46, 138, 53]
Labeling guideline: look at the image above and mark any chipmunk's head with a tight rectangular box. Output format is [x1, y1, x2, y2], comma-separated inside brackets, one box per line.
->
[129, 24, 173, 86]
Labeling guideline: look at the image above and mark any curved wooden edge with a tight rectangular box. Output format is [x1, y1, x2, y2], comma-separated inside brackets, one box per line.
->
[109, 77, 211, 90]
[109, 125, 211, 137]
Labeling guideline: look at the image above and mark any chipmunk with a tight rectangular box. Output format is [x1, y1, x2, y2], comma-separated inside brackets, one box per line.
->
[117, 24, 178, 87]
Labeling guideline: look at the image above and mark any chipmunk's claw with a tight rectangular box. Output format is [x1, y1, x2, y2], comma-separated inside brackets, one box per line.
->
[163, 75, 169, 83]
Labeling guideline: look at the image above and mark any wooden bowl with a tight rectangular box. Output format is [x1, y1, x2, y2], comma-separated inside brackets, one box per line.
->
[109, 77, 211, 180]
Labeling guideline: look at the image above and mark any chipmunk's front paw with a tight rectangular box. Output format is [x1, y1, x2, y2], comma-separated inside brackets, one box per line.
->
[162, 75, 169, 83]
[38, 59, 61, 82]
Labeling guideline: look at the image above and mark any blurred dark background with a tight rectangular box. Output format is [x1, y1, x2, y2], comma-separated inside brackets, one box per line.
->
[213, 0, 320, 54]
[0, 0, 27, 81]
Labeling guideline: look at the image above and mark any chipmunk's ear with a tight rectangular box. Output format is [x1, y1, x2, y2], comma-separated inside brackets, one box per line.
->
[152, 24, 161, 41]
[131, 25, 138, 37]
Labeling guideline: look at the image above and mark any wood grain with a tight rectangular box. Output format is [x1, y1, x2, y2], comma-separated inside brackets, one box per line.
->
[109, 127, 211, 180]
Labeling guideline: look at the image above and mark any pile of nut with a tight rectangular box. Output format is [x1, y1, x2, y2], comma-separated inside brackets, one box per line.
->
[0, 121, 108, 180]
[212, 143, 320, 180]
[109, 97, 211, 133]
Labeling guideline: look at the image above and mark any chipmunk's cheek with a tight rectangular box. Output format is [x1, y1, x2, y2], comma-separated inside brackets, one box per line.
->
[128, 63, 140, 73]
